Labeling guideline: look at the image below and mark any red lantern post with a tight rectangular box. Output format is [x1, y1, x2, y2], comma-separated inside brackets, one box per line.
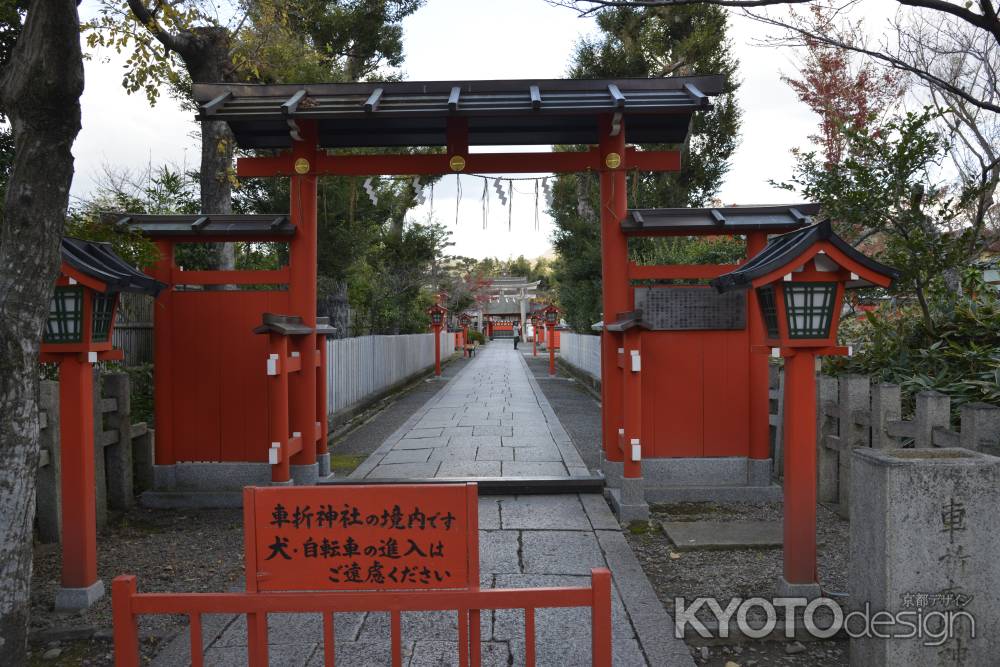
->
[711, 221, 897, 595]
[543, 305, 560, 376]
[428, 304, 447, 376]
[40, 239, 164, 610]
[459, 314, 471, 357]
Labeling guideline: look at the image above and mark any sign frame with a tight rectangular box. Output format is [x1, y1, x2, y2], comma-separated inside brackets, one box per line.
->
[242, 482, 479, 594]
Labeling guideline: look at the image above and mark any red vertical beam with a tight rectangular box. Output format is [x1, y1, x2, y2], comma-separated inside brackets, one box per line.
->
[547, 324, 556, 376]
[433, 324, 442, 376]
[268, 336, 290, 483]
[151, 241, 175, 466]
[59, 355, 98, 588]
[746, 232, 771, 461]
[782, 349, 818, 585]
[598, 114, 628, 464]
[622, 329, 642, 478]
[316, 337, 329, 456]
[112, 576, 140, 667]
[289, 121, 319, 471]
[591, 568, 612, 667]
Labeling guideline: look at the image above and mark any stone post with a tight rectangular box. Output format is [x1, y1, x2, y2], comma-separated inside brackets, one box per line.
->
[850, 447, 1000, 666]
[102, 373, 134, 510]
[871, 383, 902, 450]
[960, 403, 1000, 455]
[836, 375, 870, 519]
[914, 390, 950, 449]
[35, 380, 61, 543]
[816, 375, 839, 503]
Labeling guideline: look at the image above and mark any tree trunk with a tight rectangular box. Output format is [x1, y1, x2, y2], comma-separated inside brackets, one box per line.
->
[0, 2, 84, 662]
[179, 27, 236, 271]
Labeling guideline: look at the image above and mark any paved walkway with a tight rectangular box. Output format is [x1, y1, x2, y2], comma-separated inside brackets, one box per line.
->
[349, 343, 590, 480]
[151, 344, 693, 666]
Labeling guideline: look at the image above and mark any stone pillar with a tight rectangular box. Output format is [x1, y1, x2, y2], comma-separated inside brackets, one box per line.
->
[36, 380, 61, 544]
[960, 403, 1000, 455]
[914, 390, 950, 449]
[816, 375, 839, 503]
[871, 383, 902, 450]
[102, 373, 134, 510]
[850, 447, 1000, 666]
[836, 374, 870, 519]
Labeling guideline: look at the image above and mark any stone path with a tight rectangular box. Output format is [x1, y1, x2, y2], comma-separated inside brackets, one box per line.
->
[349, 343, 590, 480]
[151, 344, 694, 666]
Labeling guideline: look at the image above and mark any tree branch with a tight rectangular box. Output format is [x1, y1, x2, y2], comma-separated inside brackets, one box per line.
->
[126, 0, 190, 55]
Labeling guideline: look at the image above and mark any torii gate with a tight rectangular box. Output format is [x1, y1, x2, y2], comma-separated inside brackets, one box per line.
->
[143, 77, 721, 492]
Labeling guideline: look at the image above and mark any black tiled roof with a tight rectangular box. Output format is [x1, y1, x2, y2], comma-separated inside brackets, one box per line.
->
[191, 76, 724, 149]
[622, 204, 820, 235]
[710, 220, 899, 293]
[115, 214, 294, 239]
[61, 237, 164, 296]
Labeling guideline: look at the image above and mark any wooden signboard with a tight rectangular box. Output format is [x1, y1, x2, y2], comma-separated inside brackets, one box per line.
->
[243, 483, 479, 593]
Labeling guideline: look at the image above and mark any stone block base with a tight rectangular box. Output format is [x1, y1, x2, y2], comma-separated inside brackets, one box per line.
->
[290, 462, 319, 486]
[607, 478, 649, 522]
[603, 455, 782, 505]
[55, 580, 105, 612]
[776, 576, 822, 600]
[317, 452, 332, 478]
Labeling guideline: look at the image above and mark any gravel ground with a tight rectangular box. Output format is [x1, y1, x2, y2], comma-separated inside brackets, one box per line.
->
[26, 354, 472, 665]
[626, 501, 850, 666]
[29, 507, 244, 666]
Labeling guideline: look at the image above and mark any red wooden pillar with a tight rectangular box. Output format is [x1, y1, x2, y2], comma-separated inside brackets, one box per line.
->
[461, 325, 468, 356]
[746, 232, 771, 463]
[532, 322, 537, 357]
[432, 324, 442, 376]
[547, 323, 556, 376]
[622, 329, 642, 479]
[598, 114, 628, 464]
[59, 355, 99, 592]
[316, 336, 328, 459]
[151, 241, 174, 467]
[782, 349, 818, 586]
[288, 122, 319, 475]
[267, 336, 291, 483]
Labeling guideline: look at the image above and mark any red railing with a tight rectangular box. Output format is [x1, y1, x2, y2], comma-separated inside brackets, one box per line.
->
[112, 568, 612, 667]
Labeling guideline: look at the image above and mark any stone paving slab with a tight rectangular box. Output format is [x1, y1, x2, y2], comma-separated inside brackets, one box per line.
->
[353, 344, 587, 481]
[661, 520, 783, 551]
[151, 344, 694, 667]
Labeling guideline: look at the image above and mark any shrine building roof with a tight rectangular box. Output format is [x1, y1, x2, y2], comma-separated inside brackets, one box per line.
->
[61, 237, 164, 296]
[191, 76, 725, 150]
[622, 204, 821, 236]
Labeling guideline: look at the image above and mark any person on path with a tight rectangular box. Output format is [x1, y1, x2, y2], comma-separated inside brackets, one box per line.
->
[513, 322, 521, 350]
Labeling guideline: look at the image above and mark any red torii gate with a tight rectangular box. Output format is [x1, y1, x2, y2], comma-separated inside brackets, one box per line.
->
[164, 77, 723, 491]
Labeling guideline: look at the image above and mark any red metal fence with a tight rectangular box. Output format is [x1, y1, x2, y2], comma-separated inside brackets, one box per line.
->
[112, 567, 612, 667]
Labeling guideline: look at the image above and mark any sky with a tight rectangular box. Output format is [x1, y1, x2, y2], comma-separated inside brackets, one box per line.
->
[71, 0, 893, 260]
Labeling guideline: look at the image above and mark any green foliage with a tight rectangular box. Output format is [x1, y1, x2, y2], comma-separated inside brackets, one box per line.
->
[85, 1, 425, 104]
[465, 329, 485, 345]
[776, 109, 980, 329]
[629, 234, 745, 269]
[827, 290, 1000, 420]
[551, 5, 742, 329]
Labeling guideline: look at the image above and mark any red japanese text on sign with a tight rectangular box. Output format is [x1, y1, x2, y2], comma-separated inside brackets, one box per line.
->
[243, 483, 478, 593]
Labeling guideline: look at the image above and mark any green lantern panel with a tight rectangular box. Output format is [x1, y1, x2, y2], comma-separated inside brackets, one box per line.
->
[755, 286, 780, 339]
[45, 286, 84, 344]
[91, 292, 117, 342]
[783, 282, 837, 339]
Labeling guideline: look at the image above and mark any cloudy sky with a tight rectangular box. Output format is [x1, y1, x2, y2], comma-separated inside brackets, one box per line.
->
[72, 0, 893, 260]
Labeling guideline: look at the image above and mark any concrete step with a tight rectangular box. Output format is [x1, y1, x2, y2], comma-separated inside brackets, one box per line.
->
[321, 474, 606, 495]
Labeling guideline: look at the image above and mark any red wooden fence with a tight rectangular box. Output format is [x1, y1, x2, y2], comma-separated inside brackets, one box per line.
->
[111, 568, 612, 667]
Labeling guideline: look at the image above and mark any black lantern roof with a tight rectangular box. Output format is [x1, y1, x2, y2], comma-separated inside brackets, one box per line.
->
[114, 214, 294, 239]
[622, 204, 820, 236]
[191, 76, 724, 150]
[710, 220, 899, 293]
[61, 237, 164, 296]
